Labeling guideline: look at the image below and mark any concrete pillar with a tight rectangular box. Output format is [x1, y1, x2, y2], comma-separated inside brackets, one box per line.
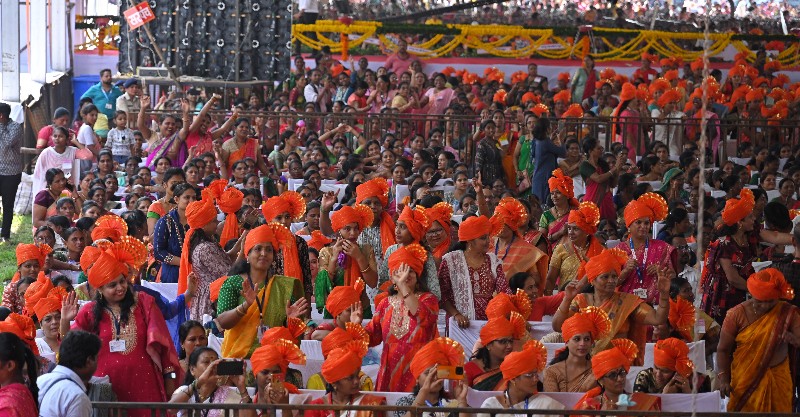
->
[1, 0, 20, 102]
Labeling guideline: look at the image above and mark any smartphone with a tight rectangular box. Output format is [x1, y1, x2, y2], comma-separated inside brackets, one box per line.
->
[217, 359, 245, 376]
[437, 365, 465, 380]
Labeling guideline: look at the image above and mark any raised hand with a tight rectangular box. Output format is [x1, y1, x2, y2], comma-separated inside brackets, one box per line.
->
[186, 272, 198, 297]
[241, 279, 257, 307]
[321, 190, 338, 212]
[350, 301, 363, 323]
[286, 297, 309, 318]
[61, 291, 79, 322]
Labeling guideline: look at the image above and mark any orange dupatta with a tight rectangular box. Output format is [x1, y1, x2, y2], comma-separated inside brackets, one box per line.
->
[227, 138, 258, 172]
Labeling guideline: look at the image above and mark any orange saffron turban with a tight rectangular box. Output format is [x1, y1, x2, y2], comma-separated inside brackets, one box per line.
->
[657, 88, 682, 108]
[721, 188, 755, 226]
[409, 337, 465, 380]
[23, 271, 53, 317]
[561, 306, 612, 342]
[664, 70, 679, 81]
[356, 178, 389, 207]
[500, 340, 548, 382]
[267, 222, 304, 284]
[521, 92, 539, 105]
[649, 78, 670, 95]
[322, 343, 368, 383]
[623, 192, 668, 227]
[458, 215, 493, 242]
[562, 103, 584, 118]
[424, 202, 453, 260]
[584, 248, 628, 283]
[326, 279, 365, 318]
[492, 197, 529, 233]
[479, 312, 526, 345]
[548, 168, 576, 201]
[322, 323, 369, 358]
[485, 290, 533, 321]
[387, 243, 427, 276]
[331, 204, 374, 232]
[747, 268, 794, 301]
[355, 178, 396, 253]
[87, 238, 147, 288]
[745, 88, 765, 102]
[0, 313, 39, 355]
[553, 90, 571, 104]
[599, 68, 616, 79]
[307, 230, 333, 251]
[14, 243, 52, 283]
[398, 205, 431, 243]
[179, 195, 219, 294]
[557, 72, 570, 82]
[262, 191, 306, 222]
[531, 104, 549, 117]
[251, 339, 307, 374]
[568, 201, 600, 235]
[259, 318, 307, 346]
[217, 186, 244, 249]
[244, 224, 283, 256]
[591, 338, 638, 380]
[654, 338, 694, 378]
[33, 287, 66, 321]
[91, 214, 128, 242]
[668, 297, 695, 340]
[619, 83, 636, 102]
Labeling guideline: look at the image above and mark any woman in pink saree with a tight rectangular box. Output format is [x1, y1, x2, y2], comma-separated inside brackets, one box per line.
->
[424, 74, 455, 115]
[579, 137, 626, 222]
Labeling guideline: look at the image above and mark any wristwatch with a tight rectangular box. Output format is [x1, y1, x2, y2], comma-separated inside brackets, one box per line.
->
[163, 371, 177, 379]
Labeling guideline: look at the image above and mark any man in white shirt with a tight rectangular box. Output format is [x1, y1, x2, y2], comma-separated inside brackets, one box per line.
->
[38, 330, 100, 417]
[116, 78, 141, 128]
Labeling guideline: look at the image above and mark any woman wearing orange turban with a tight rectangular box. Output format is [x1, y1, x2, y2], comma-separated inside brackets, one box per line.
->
[545, 201, 604, 293]
[633, 337, 709, 394]
[262, 190, 313, 302]
[379, 205, 441, 299]
[32, 287, 66, 358]
[2, 243, 52, 314]
[215, 224, 307, 360]
[553, 248, 671, 366]
[60, 238, 180, 417]
[700, 187, 762, 324]
[317, 204, 378, 320]
[544, 307, 611, 393]
[540, 169, 579, 248]
[398, 337, 469, 416]
[311, 279, 364, 340]
[320, 178, 396, 268]
[492, 197, 549, 293]
[573, 339, 661, 413]
[248, 339, 307, 413]
[420, 201, 452, 264]
[307, 323, 374, 391]
[362, 243, 440, 392]
[181, 190, 246, 320]
[465, 313, 527, 391]
[614, 192, 675, 305]
[306, 345, 387, 417]
[717, 268, 800, 412]
[612, 82, 652, 162]
[478, 341, 565, 417]
[440, 215, 511, 328]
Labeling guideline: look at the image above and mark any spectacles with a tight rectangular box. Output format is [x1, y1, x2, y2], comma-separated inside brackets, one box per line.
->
[604, 369, 627, 380]
[426, 228, 444, 236]
[676, 245, 691, 251]
[493, 338, 514, 346]
[520, 372, 539, 380]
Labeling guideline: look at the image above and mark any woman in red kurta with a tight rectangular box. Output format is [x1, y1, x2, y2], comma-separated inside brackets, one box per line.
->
[61, 238, 179, 417]
[360, 244, 439, 392]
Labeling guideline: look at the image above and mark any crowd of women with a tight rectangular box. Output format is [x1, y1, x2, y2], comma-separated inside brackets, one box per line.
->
[2, 47, 800, 417]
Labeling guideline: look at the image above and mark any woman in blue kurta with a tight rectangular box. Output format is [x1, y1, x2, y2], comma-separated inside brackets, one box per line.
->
[152, 183, 197, 283]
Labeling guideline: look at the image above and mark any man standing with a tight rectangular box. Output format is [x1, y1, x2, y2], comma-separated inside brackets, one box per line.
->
[294, 0, 319, 54]
[116, 78, 141, 128]
[37, 330, 101, 417]
[384, 39, 415, 75]
[80, 68, 122, 120]
[0, 103, 21, 244]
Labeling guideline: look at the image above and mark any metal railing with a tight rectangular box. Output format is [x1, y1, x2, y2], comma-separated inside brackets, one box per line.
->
[141, 108, 799, 172]
[91, 401, 798, 417]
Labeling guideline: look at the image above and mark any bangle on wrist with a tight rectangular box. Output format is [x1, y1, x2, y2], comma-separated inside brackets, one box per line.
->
[360, 264, 371, 273]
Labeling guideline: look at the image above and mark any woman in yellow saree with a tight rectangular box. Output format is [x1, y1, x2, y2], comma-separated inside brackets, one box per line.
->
[216, 223, 308, 359]
[552, 248, 671, 365]
[717, 268, 800, 412]
[491, 197, 549, 291]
